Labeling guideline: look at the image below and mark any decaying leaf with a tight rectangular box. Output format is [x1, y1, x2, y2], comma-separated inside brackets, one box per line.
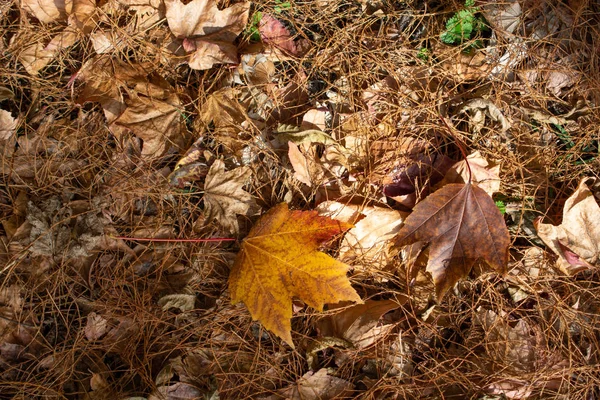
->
[165, 0, 250, 69]
[535, 177, 600, 274]
[395, 183, 510, 301]
[229, 203, 362, 348]
[148, 382, 203, 400]
[202, 159, 257, 233]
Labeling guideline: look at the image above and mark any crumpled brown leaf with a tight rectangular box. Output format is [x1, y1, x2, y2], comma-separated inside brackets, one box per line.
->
[279, 368, 354, 400]
[202, 159, 257, 233]
[75, 58, 189, 157]
[17, 0, 98, 75]
[535, 177, 600, 274]
[164, 0, 250, 70]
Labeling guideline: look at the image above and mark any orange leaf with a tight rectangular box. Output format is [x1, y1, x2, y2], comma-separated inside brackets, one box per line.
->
[229, 203, 362, 348]
[395, 183, 509, 301]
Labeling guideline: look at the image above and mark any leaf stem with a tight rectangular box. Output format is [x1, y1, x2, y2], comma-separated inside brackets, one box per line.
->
[111, 236, 236, 243]
[439, 115, 472, 183]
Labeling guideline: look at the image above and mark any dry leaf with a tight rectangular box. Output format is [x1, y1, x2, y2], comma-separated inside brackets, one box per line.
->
[395, 183, 510, 301]
[279, 368, 354, 400]
[0, 110, 17, 140]
[17, 0, 97, 74]
[441, 151, 501, 196]
[259, 13, 299, 55]
[109, 90, 186, 157]
[535, 177, 600, 274]
[22, 0, 68, 23]
[165, 0, 250, 70]
[85, 312, 108, 341]
[202, 159, 257, 233]
[288, 141, 325, 186]
[318, 299, 403, 348]
[336, 206, 407, 268]
[158, 294, 196, 312]
[149, 382, 203, 400]
[229, 203, 362, 348]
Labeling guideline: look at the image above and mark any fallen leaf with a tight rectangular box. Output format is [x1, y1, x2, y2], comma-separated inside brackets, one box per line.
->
[0, 110, 17, 140]
[535, 177, 600, 274]
[395, 183, 510, 301]
[318, 299, 403, 348]
[259, 13, 299, 55]
[158, 294, 196, 312]
[279, 368, 354, 400]
[440, 151, 501, 196]
[288, 141, 325, 186]
[164, 0, 250, 70]
[337, 206, 407, 268]
[109, 89, 186, 157]
[202, 159, 257, 233]
[229, 203, 362, 348]
[85, 312, 108, 341]
[148, 382, 203, 400]
[22, 0, 68, 23]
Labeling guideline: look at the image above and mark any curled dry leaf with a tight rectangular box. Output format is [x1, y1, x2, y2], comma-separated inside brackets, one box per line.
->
[165, 0, 250, 70]
[395, 183, 510, 301]
[0, 110, 17, 140]
[229, 203, 362, 348]
[535, 177, 600, 274]
[17, 0, 98, 75]
[202, 159, 257, 234]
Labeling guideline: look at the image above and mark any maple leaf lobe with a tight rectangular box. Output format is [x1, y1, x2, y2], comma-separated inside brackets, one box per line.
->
[396, 183, 509, 300]
[229, 203, 362, 348]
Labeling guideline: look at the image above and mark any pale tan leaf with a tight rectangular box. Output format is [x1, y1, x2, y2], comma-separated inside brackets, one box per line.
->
[441, 151, 501, 196]
[165, 0, 249, 39]
[338, 207, 406, 267]
[85, 312, 108, 341]
[202, 159, 257, 233]
[279, 369, 354, 400]
[187, 39, 239, 70]
[21, 0, 68, 23]
[0, 110, 17, 140]
[158, 294, 196, 312]
[535, 177, 600, 274]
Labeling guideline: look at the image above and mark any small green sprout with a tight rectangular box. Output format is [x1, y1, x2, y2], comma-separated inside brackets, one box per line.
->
[417, 47, 430, 62]
[440, 0, 488, 48]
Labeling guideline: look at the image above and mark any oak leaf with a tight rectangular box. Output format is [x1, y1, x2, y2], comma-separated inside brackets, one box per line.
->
[202, 159, 257, 233]
[395, 183, 510, 301]
[229, 203, 362, 348]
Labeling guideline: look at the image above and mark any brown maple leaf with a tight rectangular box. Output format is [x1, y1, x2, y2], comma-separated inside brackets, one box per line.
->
[395, 183, 510, 301]
[229, 203, 362, 348]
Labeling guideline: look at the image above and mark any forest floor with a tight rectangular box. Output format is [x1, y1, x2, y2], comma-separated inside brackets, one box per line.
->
[1, 0, 600, 399]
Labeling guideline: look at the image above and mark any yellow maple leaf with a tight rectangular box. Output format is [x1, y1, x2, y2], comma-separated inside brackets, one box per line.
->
[229, 203, 362, 348]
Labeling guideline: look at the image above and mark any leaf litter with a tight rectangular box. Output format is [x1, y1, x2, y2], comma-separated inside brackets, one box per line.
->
[2, 0, 600, 398]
